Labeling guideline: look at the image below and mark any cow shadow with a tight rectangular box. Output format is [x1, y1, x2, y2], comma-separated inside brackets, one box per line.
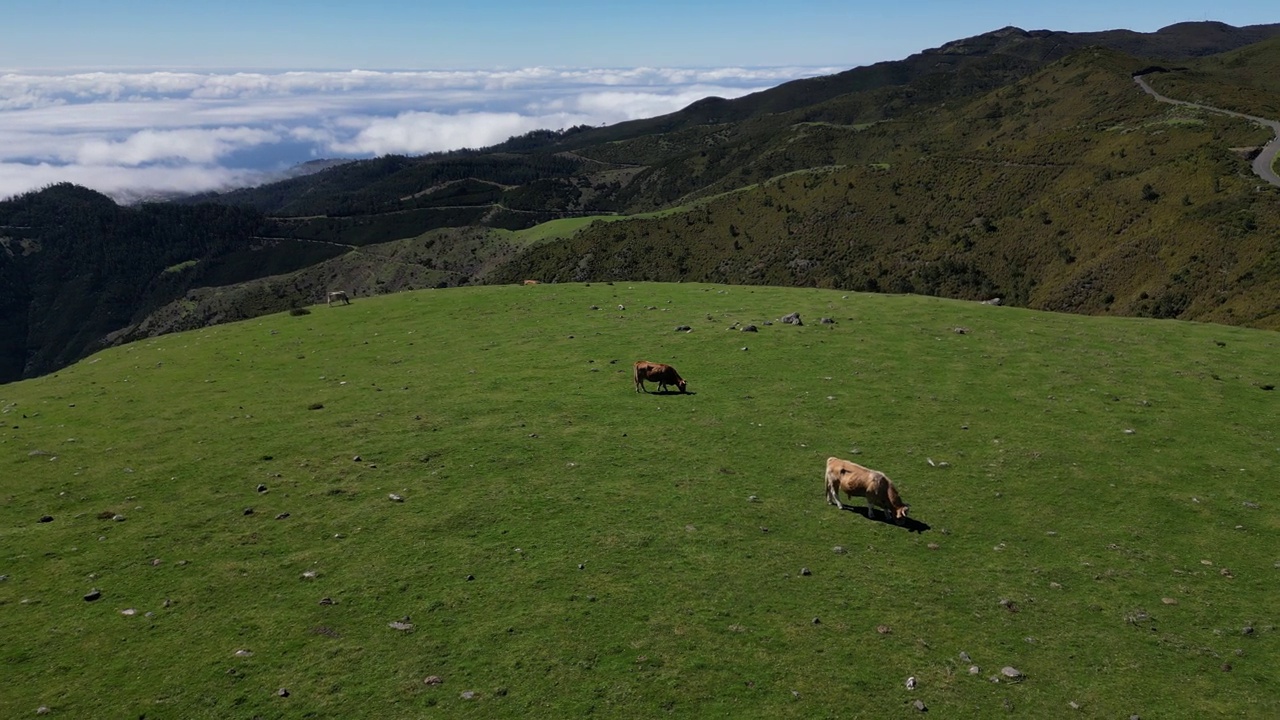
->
[648, 390, 696, 396]
[842, 505, 931, 534]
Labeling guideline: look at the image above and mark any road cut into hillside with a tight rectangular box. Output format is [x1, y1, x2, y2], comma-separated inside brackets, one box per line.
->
[1134, 72, 1280, 188]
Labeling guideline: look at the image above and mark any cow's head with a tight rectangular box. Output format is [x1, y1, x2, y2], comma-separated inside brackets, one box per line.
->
[893, 505, 910, 524]
[677, 378, 688, 393]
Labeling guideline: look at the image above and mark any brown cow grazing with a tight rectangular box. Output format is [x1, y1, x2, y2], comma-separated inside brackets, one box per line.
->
[633, 360, 688, 394]
[824, 457, 910, 523]
[523, 279, 540, 285]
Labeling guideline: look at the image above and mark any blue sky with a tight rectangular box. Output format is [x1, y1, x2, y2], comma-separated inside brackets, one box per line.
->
[1, 2, 1275, 201]
[4, 1, 1275, 70]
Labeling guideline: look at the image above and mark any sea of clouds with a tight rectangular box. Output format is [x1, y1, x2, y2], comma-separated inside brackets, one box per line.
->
[0, 65, 839, 202]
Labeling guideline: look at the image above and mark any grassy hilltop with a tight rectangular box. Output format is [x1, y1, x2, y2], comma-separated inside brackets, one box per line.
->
[2, 283, 1277, 718]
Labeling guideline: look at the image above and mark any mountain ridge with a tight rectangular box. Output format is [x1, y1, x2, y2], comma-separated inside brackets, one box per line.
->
[4, 21, 1280, 384]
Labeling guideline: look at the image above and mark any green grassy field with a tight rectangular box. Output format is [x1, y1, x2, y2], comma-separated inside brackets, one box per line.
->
[2, 283, 1277, 718]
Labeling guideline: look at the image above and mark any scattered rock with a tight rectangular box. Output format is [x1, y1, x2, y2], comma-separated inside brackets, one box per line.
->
[1243, 501, 1260, 509]
[913, 699, 927, 712]
[38, 515, 54, 523]
[388, 621, 414, 631]
[244, 508, 254, 515]
[277, 688, 290, 698]
[466, 574, 475, 581]
[1069, 701, 1080, 710]
[927, 543, 940, 550]
[83, 589, 101, 602]
[275, 513, 290, 520]
[424, 675, 443, 685]
[820, 317, 835, 324]
[388, 493, 404, 502]
[1162, 597, 1178, 605]
[969, 665, 980, 675]
[301, 570, 317, 580]
[460, 690, 477, 700]
[781, 312, 803, 326]
[998, 598, 1018, 613]
[876, 625, 892, 635]
[742, 325, 758, 332]
[120, 608, 136, 616]
[953, 326, 969, 334]
[256, 484, 268, 493]
[800, 567, 811, 576]
[905, 676, 916, 690]
[833, 546, 848, 555]
[319, 597, 336, 606]
[1124, 428, 1136, 435]
[111, 514, 126, 522]
[1242, 626, 1255, 635]
[675, 325, 691, 332]
[959, 651, 971, 662]
[1221, 663, 1232, 672]
[234, 649, 253, 657]
[812, 617, 821, 625]
[1000, 666, 1023, 680]
[747, 495, 759, 502]
[37, 707, 50, 715]
[352, 455, 361, 462]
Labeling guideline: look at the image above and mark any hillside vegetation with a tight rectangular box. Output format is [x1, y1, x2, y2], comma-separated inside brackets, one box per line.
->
[6, 22, 1280, 384]
[498, 49, 1280, 329]
[2, 284, 1277, 718]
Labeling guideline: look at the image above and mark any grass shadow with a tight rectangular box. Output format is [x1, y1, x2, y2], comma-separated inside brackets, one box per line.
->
[841, 504, 931, 534]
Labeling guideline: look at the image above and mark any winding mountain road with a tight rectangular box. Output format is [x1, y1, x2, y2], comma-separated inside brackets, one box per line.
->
[1133, 73, 1280, 188]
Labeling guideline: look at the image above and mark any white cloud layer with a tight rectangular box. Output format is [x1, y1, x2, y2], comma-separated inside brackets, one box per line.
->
[0, 66, 839, 202]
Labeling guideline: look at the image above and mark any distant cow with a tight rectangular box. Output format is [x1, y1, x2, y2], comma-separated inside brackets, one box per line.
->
[633, 361, 688, 394]
[523, 279, 540, 285]
[327, 290, 351, 306]
[824, 457, 910, 523]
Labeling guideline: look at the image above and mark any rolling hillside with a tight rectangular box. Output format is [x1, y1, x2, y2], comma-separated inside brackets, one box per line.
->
[6, 21, 1280, 385]
[2, 283, 1277, 717]
[496, 48, 1280, 328]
